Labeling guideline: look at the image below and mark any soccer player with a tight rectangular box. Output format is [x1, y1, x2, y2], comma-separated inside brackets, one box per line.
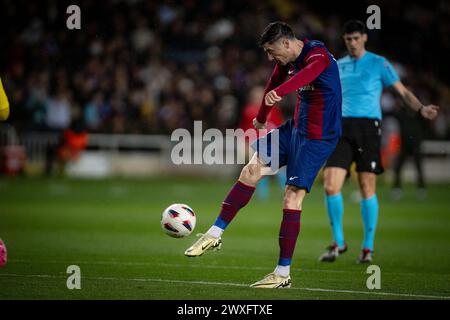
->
[185, 21, 342, 288]
[0, 78, 10, 121]
[319, 20, 439, 263]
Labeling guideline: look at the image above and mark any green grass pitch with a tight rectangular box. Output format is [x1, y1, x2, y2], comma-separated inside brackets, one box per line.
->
[0, 176, 449, 300]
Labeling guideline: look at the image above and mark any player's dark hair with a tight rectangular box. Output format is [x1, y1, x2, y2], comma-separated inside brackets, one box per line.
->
[342, 20, 367, 35]
[259, 21, 296, 46]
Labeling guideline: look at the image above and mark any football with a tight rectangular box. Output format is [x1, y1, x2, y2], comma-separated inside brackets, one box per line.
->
[161, 204, 196, 238]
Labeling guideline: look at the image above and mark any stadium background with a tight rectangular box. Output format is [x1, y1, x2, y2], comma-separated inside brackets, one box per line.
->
[0, 0, 449, 300]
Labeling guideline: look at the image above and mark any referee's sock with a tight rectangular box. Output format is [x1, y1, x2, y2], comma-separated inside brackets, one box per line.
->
[360, 194, 379, 251]
[325, 193, 345, 248]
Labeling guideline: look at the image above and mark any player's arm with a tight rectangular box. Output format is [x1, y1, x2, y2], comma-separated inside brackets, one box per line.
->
[0, 78, 10, 121]
[392, 81, 439, 120]
[262, 56, 328, 109]
[255, 64, 287, 129]
[264, 48, 331, 109]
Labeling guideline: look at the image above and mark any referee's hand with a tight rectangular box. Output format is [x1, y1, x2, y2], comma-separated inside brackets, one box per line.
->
[253, 118, 266, 130]
[420, 104, 439, 120]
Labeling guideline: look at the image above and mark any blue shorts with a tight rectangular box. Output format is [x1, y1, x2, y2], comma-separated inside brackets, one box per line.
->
[251, 119, 338, 193]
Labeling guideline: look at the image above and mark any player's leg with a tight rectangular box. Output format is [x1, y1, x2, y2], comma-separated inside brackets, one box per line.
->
[0, 78, 10, 121]
[245, 140, 270, 200]
[184, 153, 266, 257]
[250, 185, 305, 289]
[214, 120, 289, 234]
[210, 152, 267, 234]
[275, 185, 305, 276]
[251, 135, 338, 288]
[185, 120, 290, 257]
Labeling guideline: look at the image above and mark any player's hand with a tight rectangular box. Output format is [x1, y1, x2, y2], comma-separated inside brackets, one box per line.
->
[420, 104, 439, 120]
[253, 118, 266, 130]
[265, 90, 282, 106]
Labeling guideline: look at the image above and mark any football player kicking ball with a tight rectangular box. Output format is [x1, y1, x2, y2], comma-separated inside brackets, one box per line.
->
[319, 20, 439, 264]
[0, 77, 10, 267]
[185, 21, 342, 288]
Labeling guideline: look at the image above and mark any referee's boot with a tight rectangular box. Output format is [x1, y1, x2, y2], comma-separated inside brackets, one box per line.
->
[319, 242, 348, 262]
[357, 248, 373, 264]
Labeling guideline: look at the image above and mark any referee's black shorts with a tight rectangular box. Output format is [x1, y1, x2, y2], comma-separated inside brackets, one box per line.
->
[325, 117, 384, 175]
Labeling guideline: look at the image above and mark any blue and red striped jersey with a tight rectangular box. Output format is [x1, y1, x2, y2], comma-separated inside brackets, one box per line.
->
[257, 39, 342, 140]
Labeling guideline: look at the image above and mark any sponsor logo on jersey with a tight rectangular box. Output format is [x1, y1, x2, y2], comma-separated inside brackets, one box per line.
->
[299, 84, 315, 92]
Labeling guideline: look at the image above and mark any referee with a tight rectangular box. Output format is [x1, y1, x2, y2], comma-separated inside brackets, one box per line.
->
[319, 20, 439, 263]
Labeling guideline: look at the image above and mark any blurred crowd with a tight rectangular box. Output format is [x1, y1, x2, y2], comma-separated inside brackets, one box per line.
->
[1, 0, 449, 138]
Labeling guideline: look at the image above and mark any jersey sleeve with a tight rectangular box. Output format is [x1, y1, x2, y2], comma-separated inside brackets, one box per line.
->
[380, 58, 400, 88]
[256, 64, 286, 124]
[273, 47, 330, 97]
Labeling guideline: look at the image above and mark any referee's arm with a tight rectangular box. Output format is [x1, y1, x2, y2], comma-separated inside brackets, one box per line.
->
[392, 81, 439, 120]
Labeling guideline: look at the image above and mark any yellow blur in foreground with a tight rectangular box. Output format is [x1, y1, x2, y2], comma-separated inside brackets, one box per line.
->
[0, 78, 10, 121]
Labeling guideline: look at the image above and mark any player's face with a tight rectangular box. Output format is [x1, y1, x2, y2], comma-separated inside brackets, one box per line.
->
[343, 32, 367, 58]
[263, 39, 291, 65]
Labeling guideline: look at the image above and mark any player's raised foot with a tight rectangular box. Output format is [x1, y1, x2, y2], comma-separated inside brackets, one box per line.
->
[184, 233, 222, 257]
[357, 248, 373, 264]
[250, 272, 291, 289]
[319, 242, 348, 262]
[0, 239, 7, 267]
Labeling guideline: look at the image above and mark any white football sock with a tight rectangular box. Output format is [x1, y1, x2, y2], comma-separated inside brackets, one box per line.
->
[274, 265, 290, 277]
[207, 225, 223, 238]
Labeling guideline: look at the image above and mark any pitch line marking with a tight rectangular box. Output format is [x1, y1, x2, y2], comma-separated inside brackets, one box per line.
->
[0, 273, 449, 300]
[10, 259, 350, 273]
[10, 259, 447, 277]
